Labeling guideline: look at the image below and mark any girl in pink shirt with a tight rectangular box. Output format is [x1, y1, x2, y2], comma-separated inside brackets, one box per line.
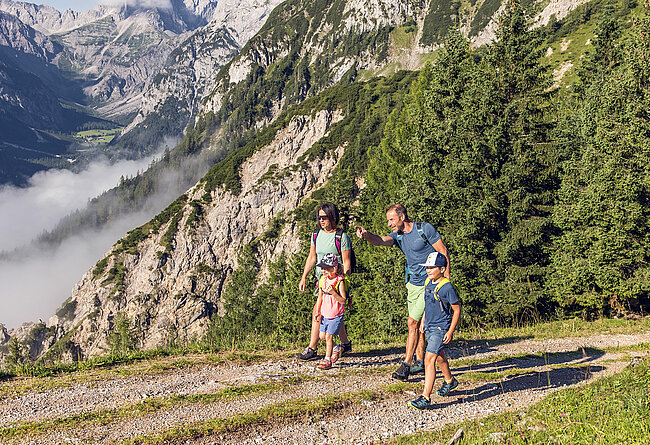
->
[315, 253, 347, 369]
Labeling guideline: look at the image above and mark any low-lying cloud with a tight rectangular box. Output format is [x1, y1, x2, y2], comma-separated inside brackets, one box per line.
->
[0, 213, 152, 329]
[0, 155, 157, 253]
[0, 154, 159, 329]
[99, 0, 173, 10]
[0, 142, 220, 331]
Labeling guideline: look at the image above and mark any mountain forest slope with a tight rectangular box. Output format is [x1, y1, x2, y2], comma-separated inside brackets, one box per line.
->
[1, 0, 649, 368]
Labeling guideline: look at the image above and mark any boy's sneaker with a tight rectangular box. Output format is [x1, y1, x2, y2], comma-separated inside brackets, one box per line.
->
[410, 359, 425, 375]
[340, 342, 352, 355]
[331, 344, 340, 364]
[296, 347, 317, 360]
[392, 362, 410, 381]
[409, 395, 431, 410]
[318, 359, 332, 370]
[437, 377, 458, 396]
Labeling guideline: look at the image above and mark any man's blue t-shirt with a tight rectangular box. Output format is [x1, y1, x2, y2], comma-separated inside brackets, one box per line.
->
[387, 222, 441, 286]
[424, 280, 460, 330]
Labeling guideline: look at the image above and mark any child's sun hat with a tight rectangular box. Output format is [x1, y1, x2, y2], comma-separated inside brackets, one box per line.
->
[317, 252, 339, 268]
[420, 251, 447, 267]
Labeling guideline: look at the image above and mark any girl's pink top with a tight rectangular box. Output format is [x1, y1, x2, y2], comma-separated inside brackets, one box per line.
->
[319, 274, 345, 319]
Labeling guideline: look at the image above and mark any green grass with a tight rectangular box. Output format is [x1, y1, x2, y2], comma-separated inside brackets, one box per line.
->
[544, 21, 596, 87]
[73, 128, 122, 145]
[394, 356, 650, 444]
[391, 26, 417, 49]
[461, 317, 650, 342]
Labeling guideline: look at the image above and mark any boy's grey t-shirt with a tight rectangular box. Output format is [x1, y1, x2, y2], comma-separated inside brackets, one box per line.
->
[387, 222, 441, 286]
[311, 229, 351, 278]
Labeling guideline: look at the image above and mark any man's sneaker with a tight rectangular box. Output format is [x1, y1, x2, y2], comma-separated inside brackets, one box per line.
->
[392, 362, 410, 381]
[437, 377, 459, 396]
[318, 359, 332, 370]
[331, 344, 340, 364]
[410, 359, 425, 375]
[296, 347, 317, 360]
[409, 395, 431, 410]
[340, 342, 352, 355]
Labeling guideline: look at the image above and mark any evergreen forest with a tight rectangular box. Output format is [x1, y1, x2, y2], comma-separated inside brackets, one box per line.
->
[204, 0, 650, 349]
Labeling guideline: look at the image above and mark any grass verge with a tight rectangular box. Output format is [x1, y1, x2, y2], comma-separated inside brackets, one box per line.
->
[121, 388, 383, 444]
[394, 356, 650, 444]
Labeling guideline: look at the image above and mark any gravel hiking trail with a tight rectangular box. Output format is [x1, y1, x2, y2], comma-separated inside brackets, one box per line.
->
[2, 332, 649, 444]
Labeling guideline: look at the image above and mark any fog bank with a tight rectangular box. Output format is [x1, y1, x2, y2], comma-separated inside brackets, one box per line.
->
[0, 155, 157, 253]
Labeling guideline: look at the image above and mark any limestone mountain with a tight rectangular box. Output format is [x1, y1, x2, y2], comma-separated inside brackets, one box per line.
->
[0, 10, 101, 184]
[115, 0, 284, 157]
[0, 0, 275, 185]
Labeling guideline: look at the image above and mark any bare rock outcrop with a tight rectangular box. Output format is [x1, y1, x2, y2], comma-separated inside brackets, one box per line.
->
[43, 109, 344, 358]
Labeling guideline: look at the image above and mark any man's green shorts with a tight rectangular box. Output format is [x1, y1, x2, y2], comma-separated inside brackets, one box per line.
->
[406, 282, 425, 321]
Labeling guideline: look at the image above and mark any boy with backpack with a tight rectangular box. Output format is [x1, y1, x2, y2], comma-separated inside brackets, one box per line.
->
[409, 251, 461, 410]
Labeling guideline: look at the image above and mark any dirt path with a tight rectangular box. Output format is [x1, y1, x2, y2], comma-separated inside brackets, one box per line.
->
[2, 332, 649, 444]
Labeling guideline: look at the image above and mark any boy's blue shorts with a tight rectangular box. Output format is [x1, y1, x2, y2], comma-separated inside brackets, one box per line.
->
[425, 327, 446, 355]
[320, 315, 344, 335]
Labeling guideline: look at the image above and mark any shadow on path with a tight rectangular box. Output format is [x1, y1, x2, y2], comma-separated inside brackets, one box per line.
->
[425, 363, 606, 410]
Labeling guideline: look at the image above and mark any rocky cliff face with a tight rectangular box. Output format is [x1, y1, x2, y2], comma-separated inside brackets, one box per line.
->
[42, 109, 343, 358]
[0, 10, 83, 128]
[0, 8, 60, 58]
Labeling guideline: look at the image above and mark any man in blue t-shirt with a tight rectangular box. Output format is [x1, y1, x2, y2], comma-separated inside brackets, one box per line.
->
[356, 204, 450, 380]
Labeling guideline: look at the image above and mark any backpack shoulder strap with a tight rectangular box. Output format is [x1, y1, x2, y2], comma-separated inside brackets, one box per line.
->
[416, 222, 434, 248]
[395, 231, 404, 251]
[334, 228, 343, 256]
[335, 275, 346, 292]
[312, 228, 320, 246]
[433, 278, 450, 295]
[433, 278, 451, 312]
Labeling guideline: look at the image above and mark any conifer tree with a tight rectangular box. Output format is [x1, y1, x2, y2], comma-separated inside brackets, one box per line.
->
[487, 0, 558, 320]
[550, 10, 650, 315]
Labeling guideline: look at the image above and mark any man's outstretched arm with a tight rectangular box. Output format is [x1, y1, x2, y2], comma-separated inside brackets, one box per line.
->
[356, 226, 394, 247]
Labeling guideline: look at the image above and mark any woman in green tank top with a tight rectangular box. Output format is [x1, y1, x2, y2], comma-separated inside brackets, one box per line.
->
[297, 202, 353, 361]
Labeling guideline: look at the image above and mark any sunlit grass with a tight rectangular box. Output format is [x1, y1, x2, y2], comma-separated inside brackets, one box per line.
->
[394, 356, 650, 444]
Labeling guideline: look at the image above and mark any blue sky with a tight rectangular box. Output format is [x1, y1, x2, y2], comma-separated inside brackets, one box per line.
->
[36, 0, 96, 11]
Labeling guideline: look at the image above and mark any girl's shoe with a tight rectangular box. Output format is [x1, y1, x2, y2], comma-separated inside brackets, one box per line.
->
[331, 344, 340, 364]
[318, 359, 332, 369]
